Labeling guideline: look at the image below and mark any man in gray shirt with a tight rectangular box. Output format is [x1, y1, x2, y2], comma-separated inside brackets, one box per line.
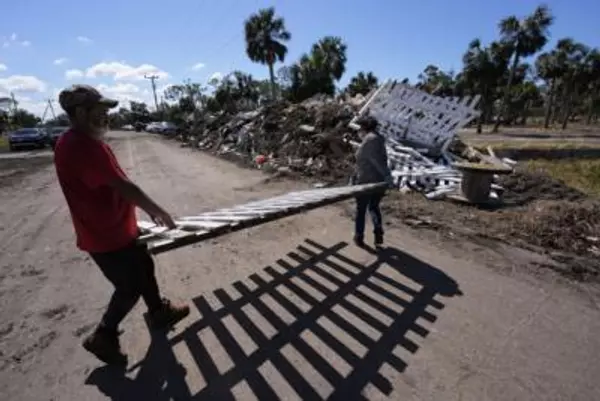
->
[352, 115, 393, 247]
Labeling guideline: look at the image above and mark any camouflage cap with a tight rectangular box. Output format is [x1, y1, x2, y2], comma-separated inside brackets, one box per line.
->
[58, 84, 118, 113]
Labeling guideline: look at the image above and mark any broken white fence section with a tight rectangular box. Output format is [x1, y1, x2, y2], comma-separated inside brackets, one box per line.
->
[138, 182, 387, 254]
[354, 80, 481, 152]
[349, 80, 494, 200]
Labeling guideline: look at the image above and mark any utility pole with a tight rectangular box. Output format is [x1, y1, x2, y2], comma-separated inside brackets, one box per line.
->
[144, 74, 160, 114]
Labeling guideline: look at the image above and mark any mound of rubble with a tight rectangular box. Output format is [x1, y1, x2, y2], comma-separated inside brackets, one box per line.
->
[185, 96, 363, 182]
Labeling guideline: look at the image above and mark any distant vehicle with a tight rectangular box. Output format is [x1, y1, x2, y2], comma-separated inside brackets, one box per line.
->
[145, 122, 162, 133]
[8, 128, 48, 151]
[122, 124, 134, 131]
[47, 126, 69, 149]
[155, 121, 178, 137]
[133, 122, 145, 132]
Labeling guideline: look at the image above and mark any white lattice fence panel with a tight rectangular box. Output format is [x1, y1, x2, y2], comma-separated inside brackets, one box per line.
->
[138, 183, 387, 254]
[355, 80, 481, 150]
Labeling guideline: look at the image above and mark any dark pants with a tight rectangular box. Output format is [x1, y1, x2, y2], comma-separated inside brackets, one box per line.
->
[354, 192, 384, 239]
[90, 241, 163, 333]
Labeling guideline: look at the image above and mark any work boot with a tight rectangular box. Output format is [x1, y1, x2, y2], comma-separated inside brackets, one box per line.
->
[353, 235, 365, 247]
[148, 298, 190, 330]
[82, 328, 127, 366]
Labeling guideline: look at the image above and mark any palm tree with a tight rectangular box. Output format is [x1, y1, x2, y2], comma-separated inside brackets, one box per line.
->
[553, 38, 589, 129]
[244, 7, 291, 101]
[535, 50, 563, 128]
[493, 4, 554, 132]
[310, 36, 347, 81]
[583, 49, 600, 124]
[346, 71, 379, 96]
[461, 39, 511, 133]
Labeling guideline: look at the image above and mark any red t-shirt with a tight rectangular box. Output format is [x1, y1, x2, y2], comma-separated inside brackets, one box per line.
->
[54, 129, 138, 253]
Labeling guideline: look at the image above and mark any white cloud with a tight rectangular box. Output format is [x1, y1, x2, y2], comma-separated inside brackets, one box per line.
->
[86, 61, 169, 81]
[77, 36, 93, 44]
[0, 75, 47, 93]
[191, 62, 205, 71]
[0, 64, 7, 72]
[209, 72, 223, 82]
[65, 69, 84, 80]
[2, 33, 31, 48]
[96, 83, 160, 109]
[54, 58, 68, 66]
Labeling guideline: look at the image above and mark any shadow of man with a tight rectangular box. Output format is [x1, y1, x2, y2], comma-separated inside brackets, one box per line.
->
[85, 240, 462, 401]
[85, 318, 191, 401]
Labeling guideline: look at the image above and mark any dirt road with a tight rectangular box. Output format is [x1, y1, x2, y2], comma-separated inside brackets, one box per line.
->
[1, 131, 599, 401]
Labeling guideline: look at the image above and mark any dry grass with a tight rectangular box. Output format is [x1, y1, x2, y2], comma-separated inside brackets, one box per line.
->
[474, 140, 600, 150]
[525, 159, 600, 196]
[0, 136, 8, 151]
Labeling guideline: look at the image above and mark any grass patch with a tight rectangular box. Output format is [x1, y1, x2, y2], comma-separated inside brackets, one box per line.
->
[525, 159, 600, 195]
[0, 136, 8, 151]
[470, 140, 600, 150]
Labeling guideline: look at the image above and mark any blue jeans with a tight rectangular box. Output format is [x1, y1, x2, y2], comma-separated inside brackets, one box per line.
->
[354, 192, 384, 239]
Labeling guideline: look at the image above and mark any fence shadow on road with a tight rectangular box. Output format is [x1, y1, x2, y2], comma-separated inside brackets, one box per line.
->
[85, 239, 462, 401]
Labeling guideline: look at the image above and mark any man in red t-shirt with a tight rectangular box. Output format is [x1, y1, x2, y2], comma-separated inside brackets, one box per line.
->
[54, 84, 189, 366]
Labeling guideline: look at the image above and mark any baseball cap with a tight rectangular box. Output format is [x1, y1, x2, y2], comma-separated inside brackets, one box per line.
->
[58, 84, 118, 113]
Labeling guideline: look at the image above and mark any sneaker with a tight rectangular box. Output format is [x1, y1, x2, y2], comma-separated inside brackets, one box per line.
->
[374, 233, 384, 246]
[148, 298, 190, 330]
[82, 329, 127, 366]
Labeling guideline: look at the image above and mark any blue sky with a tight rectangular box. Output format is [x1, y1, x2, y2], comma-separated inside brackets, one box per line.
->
[1, 0, 598, 117]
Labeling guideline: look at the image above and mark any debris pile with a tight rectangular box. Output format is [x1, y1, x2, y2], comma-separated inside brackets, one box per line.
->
[185, 96, 363, 182]
[173, 82, 600, 279]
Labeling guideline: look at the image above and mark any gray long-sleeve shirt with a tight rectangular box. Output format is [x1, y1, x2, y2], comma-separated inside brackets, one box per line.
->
[354, 132, 392, 184]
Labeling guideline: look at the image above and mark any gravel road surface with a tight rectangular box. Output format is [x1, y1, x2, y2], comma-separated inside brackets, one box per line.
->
[1, 131, 599, 401]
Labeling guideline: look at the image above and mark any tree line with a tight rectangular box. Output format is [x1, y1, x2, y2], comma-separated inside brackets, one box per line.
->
[12, 3, 600, 133]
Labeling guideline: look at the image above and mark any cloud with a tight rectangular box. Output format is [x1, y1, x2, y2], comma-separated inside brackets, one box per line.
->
[191, 62, 205, 71]
[0, 64, 7, 72]
[209, 72, 223, 82]
[86, 61, 169, 81]
[54, 58, 68, 66]
[96, 83, 161, 109]
[0, 75, 47, 93]
[2, 33, 31, 48]
[65, 69, 84, 80]
[77, 36, 93, 44]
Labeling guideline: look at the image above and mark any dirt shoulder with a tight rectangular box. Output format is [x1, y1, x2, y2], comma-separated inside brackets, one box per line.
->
[1, 132, 599, 401]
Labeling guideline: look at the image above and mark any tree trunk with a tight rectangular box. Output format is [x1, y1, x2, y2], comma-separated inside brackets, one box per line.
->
[493, 52, 520, 133]
[520, 100, 530, 125]
[561, 93, 572, 130]
[543, 80, 555, 129]
[587, 97, 597, 125]
[268, 62, 276, 101]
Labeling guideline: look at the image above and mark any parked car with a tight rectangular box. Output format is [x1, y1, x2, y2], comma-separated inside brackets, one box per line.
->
[8, 128, 48, 151]
[145, 122, 162, 133]
[134, 122, 145, 132]
[156, 122, 178, 137]
[47, 126, 69, 149]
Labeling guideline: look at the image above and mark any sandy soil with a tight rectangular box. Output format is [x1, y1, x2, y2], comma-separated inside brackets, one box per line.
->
[1, 131, 600, 401]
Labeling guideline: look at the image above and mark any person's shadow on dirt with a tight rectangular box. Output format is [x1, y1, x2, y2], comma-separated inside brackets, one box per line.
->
[85, 239, 462, 401]
[84, 320, 191, 400]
